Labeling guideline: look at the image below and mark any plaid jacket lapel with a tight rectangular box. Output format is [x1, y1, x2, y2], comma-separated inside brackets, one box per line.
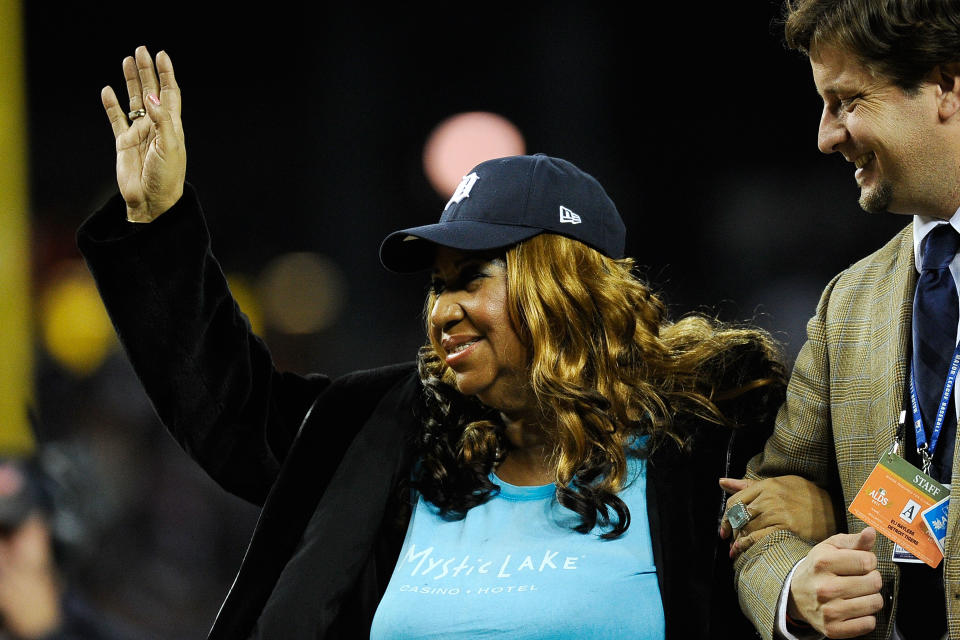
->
[868, 230, 915, 463]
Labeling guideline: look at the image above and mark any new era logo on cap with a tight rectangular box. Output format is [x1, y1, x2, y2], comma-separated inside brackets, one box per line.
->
[559, 206, 581, 225]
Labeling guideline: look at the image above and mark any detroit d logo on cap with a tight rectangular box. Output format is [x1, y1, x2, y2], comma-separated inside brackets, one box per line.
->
[445, 173, 480, 210]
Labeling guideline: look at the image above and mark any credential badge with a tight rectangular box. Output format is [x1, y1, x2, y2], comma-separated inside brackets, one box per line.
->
[445, 172, 480, 210]
[559, 205, 582, 225]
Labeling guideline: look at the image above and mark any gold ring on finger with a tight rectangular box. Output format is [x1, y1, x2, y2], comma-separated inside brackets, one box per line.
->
[128, 108, 146, 120]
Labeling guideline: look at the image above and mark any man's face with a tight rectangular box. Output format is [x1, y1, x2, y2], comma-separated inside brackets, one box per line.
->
[811, 43, 948, 217]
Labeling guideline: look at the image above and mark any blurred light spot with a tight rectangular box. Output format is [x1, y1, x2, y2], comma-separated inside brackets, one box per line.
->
[423, 111, 526, 198]
[257, 253, 346, 334]
[0, 462, 24, 497]
[40, 262, 115, 377]
[226, 273, 264, 336]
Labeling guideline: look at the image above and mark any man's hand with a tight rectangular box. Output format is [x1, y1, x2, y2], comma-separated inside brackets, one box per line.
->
[787, 527, 884, 638]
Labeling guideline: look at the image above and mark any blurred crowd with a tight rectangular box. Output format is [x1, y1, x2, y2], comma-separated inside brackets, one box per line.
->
[5, 353, 259, 638]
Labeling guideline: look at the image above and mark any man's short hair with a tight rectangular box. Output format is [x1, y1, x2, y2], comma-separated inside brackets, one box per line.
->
[782, 0, 960, 92]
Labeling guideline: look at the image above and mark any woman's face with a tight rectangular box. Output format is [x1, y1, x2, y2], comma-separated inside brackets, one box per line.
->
[429, 246, 530, 414]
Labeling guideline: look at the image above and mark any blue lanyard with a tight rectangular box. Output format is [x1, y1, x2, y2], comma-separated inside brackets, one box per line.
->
[909, 345, 960, 475]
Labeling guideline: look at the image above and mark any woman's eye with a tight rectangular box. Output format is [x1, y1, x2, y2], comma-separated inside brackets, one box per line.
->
[462, 267, 490, 288]
[429, 263, 489, 294]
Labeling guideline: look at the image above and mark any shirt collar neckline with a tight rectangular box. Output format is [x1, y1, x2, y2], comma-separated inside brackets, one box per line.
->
[913, 206, 960, 273]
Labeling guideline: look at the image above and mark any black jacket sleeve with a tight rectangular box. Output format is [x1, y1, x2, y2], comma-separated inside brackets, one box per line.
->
[76, 185, 330, 505]
[648, 339, 783, 640]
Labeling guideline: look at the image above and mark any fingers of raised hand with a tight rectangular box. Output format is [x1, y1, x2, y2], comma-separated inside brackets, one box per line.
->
[101, 85, 129, 139]
[135, 46, 161, 108]
[156, 50, 181, 117]
[122, 55, 143, 112]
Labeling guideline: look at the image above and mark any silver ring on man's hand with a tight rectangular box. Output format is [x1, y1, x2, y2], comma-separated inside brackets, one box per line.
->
[128, 108, 146, 120]
[726, 500, 752, 531]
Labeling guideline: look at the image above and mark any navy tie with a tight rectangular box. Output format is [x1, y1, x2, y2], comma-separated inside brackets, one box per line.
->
[912, 223, 960, 481]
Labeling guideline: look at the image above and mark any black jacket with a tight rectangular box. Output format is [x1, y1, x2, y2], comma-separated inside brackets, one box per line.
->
[78, 186, 770, 639]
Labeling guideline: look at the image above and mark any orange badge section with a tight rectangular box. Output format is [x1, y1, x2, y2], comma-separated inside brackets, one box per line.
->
[849, 452, 947, 568]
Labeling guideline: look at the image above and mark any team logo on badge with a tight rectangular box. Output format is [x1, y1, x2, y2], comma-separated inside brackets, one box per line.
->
[869, 487, 889, 506]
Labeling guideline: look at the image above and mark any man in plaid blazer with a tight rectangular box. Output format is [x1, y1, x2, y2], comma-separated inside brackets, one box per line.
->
[732, 2, 960, 639]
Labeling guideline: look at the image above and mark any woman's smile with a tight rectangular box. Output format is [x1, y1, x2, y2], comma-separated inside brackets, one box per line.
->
[430, 247, 529, 411]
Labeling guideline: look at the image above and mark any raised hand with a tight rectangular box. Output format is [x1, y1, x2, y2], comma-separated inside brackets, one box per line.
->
[718, 475, 838, 559]
[788, 527, 884, 638]
[101, 46, 185, 223]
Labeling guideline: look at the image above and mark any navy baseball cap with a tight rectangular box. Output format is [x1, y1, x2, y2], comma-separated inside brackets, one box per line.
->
[379, 154, 626, 273]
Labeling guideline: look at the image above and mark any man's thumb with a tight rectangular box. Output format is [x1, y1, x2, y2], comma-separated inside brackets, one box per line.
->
[828, 526, 877, 551]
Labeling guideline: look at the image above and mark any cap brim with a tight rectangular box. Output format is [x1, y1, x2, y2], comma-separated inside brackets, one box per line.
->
[379, 220, 542, 273]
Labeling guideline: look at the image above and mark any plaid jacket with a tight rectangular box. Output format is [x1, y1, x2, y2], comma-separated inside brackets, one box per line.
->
[733, 221, 960, 640]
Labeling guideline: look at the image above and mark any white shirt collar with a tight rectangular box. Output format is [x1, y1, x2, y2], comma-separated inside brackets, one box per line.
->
[913, 206, 960, 273]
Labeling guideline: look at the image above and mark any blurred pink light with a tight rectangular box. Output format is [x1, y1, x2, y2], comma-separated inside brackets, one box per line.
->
[0, 463, 24, 496]
[423, 111, 526, 198]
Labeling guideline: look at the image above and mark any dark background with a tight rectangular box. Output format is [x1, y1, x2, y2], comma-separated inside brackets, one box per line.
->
[22, 2, 910, 637]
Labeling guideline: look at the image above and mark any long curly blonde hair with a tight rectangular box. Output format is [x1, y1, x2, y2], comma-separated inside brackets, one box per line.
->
[414, 233, 785, 537]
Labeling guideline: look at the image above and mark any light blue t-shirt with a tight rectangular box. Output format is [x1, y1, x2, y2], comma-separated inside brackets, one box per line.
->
[369, 456, 665, 639]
